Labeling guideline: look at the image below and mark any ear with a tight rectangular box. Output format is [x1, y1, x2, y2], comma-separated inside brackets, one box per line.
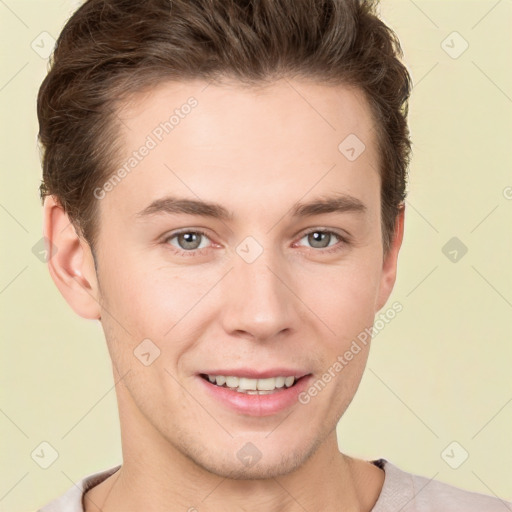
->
[43, 195, 102, 319]
[375, 205, 405, 312]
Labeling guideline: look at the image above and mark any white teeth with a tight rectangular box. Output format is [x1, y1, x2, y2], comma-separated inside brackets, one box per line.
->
[205, 374, 297, 392]
[284, 376, 295, 387]
[225, 376, 239, 388]
[238, 377, 257, 390]
[274, 376, 286, 388]
[257, 377, 278, 391]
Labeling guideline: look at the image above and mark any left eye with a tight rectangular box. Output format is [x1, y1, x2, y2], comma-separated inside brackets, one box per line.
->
[297, 229, 342, 250]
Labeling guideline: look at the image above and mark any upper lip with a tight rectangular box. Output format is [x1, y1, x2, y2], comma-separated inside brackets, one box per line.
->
[199, 368, 311, 379]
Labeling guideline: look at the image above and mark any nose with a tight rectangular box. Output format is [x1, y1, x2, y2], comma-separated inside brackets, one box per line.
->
[219, 243, 298, 342]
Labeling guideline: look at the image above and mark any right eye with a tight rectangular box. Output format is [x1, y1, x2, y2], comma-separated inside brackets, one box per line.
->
[162, 229, 214, 256]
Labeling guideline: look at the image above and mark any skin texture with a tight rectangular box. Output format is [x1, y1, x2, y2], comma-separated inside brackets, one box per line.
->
[44, 78, 404, 511]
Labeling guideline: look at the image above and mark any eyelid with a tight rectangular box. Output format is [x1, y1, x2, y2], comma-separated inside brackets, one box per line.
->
[161, 227, 214, 251]
[298, 226, 350, 243]
[292, 227, 349, 252]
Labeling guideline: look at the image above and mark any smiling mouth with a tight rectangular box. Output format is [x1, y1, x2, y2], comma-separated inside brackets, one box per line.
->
[199, 373, 308, 394]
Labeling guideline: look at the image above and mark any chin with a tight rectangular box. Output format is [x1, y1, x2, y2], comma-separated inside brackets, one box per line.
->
[188, 435, 323, 481]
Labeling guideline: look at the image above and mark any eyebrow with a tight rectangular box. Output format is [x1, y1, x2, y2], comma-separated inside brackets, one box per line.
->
[135, 193, 367, 221]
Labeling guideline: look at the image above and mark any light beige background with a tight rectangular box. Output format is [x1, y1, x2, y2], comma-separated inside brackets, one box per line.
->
[1, 0, 511, 510]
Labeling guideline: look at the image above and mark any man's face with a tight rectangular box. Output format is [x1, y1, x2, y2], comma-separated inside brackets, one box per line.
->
[91, 79, 398, 478]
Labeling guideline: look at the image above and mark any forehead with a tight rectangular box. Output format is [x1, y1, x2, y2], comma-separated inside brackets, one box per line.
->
[101, 78, 380, 223]
[117, 78, 377, 153]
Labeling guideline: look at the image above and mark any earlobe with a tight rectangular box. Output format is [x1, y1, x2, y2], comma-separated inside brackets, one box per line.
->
[43, 195, 102, 320]
[375, 205, 405, 312]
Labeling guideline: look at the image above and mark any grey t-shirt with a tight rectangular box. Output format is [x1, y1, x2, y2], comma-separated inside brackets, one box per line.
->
[38, 458, 511, 511]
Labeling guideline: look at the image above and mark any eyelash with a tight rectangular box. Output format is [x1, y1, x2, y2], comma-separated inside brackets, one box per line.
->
[162, 228, 349, 257]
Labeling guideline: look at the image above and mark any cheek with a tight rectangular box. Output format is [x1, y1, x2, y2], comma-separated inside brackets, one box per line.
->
[295, 258, 381, 341]
[99, 250, 185, 328]
[100, 258, 220, 369]
[98, 236, 383, 358]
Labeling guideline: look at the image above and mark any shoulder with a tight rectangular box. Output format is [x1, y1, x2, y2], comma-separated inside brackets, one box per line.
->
[371, 458, 512, 512]
[37, 465, 121, 512]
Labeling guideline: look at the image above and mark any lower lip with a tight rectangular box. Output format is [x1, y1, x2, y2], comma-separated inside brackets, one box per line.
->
[196, 375, 313, 417]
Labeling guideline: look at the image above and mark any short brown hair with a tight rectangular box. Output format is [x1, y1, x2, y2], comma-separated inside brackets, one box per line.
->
[37, 0, 412, 256]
